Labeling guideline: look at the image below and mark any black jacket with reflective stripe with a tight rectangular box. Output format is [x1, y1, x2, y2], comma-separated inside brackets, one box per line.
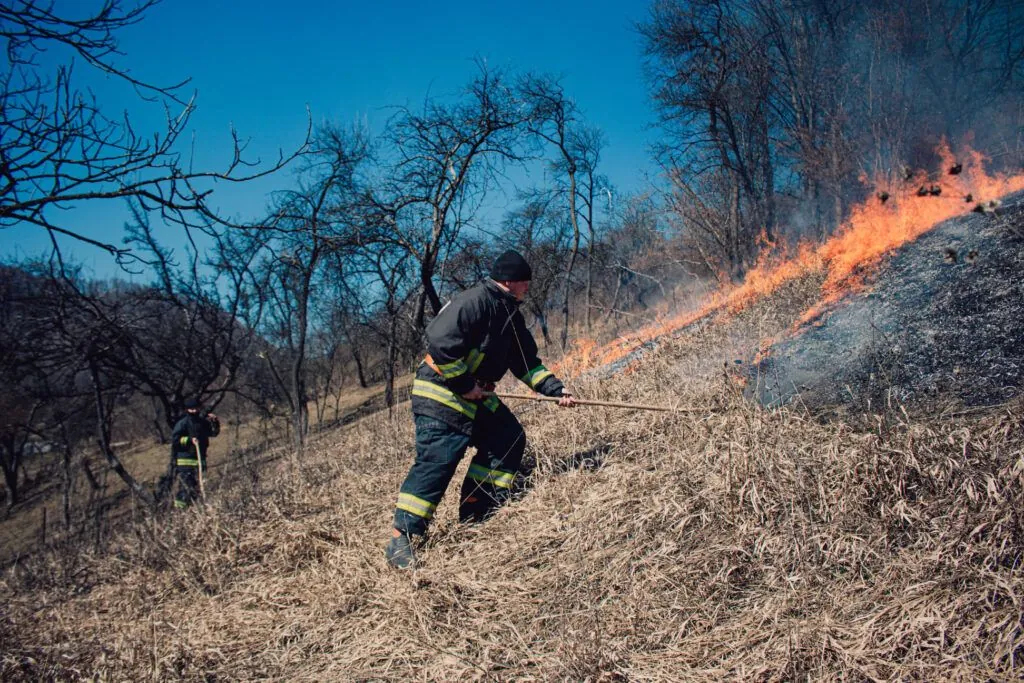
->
[170, 413, 220, 458]
[411, 279, 564, 433]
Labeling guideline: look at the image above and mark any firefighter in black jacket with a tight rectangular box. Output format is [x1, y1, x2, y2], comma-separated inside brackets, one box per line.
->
[170, 398, 220, 509]
[386, 250, 576, 568]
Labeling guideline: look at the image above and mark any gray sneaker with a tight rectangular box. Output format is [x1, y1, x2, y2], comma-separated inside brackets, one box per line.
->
[385, 533, 418, 569]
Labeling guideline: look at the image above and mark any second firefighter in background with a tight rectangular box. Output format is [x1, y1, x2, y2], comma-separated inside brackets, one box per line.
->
[170, 398, 220, 509]
[386, 249, 575, 568]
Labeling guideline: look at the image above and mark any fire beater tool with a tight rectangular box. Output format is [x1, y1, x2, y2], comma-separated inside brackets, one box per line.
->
[489, 392, 705, 414]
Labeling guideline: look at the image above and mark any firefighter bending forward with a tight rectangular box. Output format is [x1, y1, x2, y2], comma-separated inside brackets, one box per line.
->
[170, 397, 220, 509]
[386, 250, 576, 569]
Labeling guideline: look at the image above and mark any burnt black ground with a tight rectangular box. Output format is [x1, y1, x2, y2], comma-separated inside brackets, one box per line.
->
[750, 189, 1024, 414]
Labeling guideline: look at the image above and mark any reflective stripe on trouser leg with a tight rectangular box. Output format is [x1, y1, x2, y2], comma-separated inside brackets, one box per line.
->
[393, 415, 472, 535]
[459, 401, 526, 523]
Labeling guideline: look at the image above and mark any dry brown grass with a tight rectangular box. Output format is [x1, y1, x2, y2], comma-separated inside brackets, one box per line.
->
[0, 376, 408, 566]
[3, 280, 1023, 681]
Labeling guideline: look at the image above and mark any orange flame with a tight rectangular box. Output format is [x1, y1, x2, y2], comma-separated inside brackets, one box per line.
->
[556, 141, 1024, 376]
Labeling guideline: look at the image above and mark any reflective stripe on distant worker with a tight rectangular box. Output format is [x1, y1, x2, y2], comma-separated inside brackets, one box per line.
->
[176, 457, 199, 467]
[179, 436, 191, 446]
[411, 379, 478, 419]
[467, 463, 515, 489]
[396, 492, 437, 519]
[520, 365, 554, 390]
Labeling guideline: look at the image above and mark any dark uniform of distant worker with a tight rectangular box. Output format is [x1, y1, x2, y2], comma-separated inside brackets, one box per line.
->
[170, 398, 220, 509]
[386, 249, 576, 568]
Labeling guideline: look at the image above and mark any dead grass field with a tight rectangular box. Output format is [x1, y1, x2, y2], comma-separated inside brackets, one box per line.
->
[0, 375, 408, 567]
[2, 277, 1023, 681]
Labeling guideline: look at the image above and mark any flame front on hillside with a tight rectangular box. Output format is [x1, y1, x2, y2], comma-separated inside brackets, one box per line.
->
[559, 142, 1024, 377]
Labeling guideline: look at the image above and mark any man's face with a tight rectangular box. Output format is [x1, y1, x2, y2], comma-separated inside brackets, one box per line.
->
[507, 280, 530, 301]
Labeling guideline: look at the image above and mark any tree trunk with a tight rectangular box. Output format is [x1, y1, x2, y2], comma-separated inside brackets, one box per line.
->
[60, 421, 75, 530]
[384, 342, 396, 411]
[760, 111, 776, 243]
[729, 179, 743, 281]
[584, 180, 595, 333]
[291, 269, 313, 452]
[414, 289, 427, 335]
[830, 122, 844, 228]
[0, 438, 19, 506]
[532, 306, 551, 346]
[603, 273, 623, 325]
[416, 245, 442, 331]
[560, 169, 581, 351]
[88, 360, 155, 508]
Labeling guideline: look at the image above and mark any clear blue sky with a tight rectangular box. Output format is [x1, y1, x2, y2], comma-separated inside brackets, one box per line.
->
[4, 0, 661, 277]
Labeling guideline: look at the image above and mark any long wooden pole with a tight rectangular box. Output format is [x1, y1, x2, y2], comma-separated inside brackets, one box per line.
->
[490, 392, 702, 414]
[193, 438, 206, 502]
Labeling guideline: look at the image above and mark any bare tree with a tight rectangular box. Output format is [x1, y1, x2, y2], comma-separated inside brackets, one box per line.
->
[319, 260, 373, 393]
[4, 218, 275, 506]
[356, 244, 418, 411]
[86, 355, 154, 506]
[0, 0, 307, 265]
[600, 194, 675, 326]
[643, 0, 777, 281]
[568, 127, 608, 332]
[645, 0, 1024, 263]
[366, 61, 526, 331]
[520, 74, 584, 350]
[0, 265, 50, 504]
[499, 194, 567, 347]
[252, 126, 367, 450]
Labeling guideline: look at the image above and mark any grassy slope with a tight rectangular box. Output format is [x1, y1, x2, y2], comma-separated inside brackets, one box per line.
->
[2, 277, 1023, 681]
[0, 377, 406, 566]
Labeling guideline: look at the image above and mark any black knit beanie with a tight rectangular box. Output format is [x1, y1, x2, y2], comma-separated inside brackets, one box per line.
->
[490, 250, 532, 282]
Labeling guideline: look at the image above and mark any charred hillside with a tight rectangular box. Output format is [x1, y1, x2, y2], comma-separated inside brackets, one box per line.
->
[751, 189, 1024, 413]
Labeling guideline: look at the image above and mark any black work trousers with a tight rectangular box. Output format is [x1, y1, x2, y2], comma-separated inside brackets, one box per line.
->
[393, 403, 526, 536]
[173, 454, 206, 509]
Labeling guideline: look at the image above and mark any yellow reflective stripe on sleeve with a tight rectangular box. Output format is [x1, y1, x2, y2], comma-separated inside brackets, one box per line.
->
[179, 436, 190, 446]
[411, 379, 478, 419]
[466, 348, 485, 373]
[176, 458, 199, 467]
[483, 395, 500, 412]
[467, 464, 515, 489]
[396, 492, 437, 519]
[520, 365, 554, 390]
[436, 358, 469, 379]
